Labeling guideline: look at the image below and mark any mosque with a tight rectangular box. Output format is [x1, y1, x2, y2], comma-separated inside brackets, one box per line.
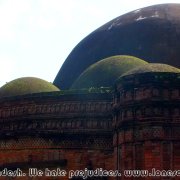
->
[0, 3, 180, 180]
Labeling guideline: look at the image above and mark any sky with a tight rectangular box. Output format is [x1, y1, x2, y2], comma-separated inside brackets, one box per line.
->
[0, 0, 180, 87]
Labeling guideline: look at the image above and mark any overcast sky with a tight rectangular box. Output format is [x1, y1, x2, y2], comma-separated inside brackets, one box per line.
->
[0, 0, 179, 87]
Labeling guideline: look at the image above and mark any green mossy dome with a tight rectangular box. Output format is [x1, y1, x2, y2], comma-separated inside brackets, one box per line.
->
[0, 77, 60, 98]
[121, 63, 180, 77]
[71, 55, 148, 89]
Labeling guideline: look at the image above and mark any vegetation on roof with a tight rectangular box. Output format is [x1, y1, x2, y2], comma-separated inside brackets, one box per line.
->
[71, 55, 148, 89]
[121, 63, 180, 77]
[0, 87, 112, 101]
[0, 77, 60, 98]
[59, 87, 112, 94]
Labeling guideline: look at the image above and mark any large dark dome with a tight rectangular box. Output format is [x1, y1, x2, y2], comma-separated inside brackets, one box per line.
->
[54, 3, 180, 89]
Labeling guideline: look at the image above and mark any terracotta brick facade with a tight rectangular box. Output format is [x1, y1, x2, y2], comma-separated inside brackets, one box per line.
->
[0, 93, 113, 179]
[0, 73, 179, 179]
[113, 73, 180, 179]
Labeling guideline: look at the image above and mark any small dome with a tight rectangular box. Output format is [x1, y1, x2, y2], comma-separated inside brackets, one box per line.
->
[0, 77, 60, 98]
[71, 55, 148, 89]
[121, 63, 180, 77]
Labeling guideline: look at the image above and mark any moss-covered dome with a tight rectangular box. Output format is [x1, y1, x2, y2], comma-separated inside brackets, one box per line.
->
[0, 77, 60, 98]
[121, 63, 180, 77]
[71, 55, 148, 89]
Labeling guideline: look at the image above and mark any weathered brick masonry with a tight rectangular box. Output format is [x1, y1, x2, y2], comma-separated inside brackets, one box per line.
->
[113, 72, 180, 179]
[0, 72, 179, 180]
[0, 92, 113, 179]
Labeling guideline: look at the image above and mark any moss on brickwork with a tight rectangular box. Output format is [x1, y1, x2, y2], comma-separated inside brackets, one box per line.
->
[71, 55, 148, 89]
[0, 77, 60, 98]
